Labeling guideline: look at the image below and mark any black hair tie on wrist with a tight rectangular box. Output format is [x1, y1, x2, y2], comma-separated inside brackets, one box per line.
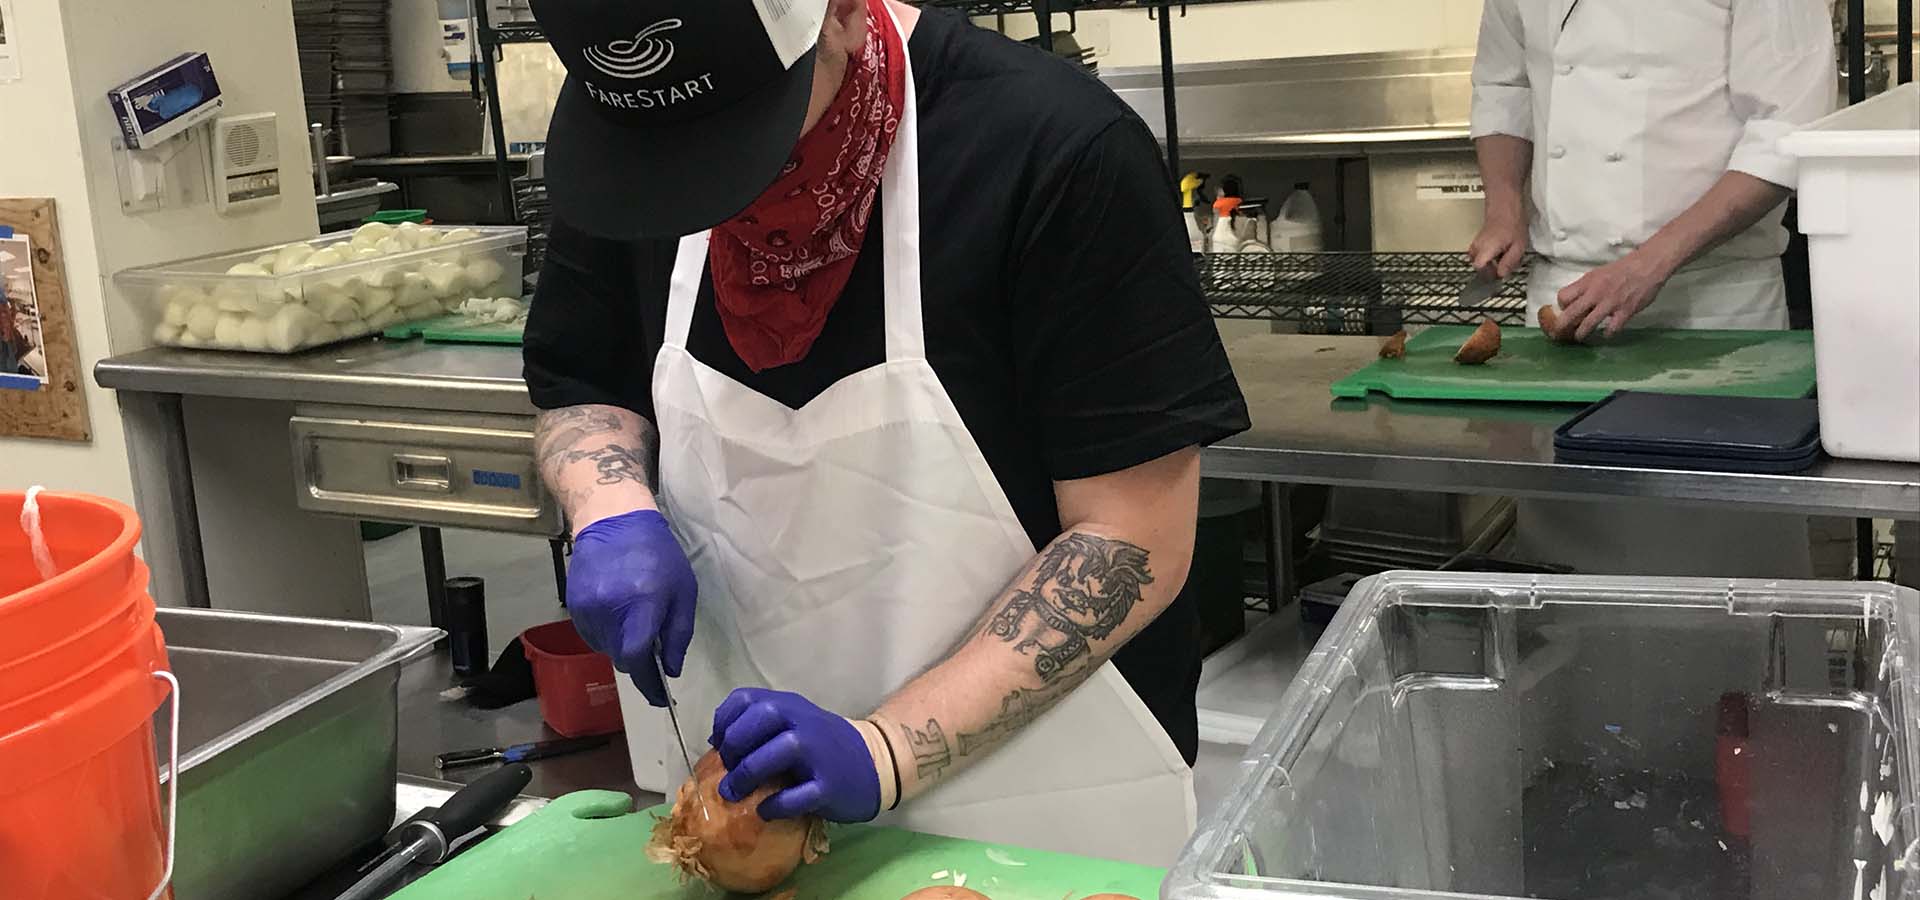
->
[869, 718, 905, 811]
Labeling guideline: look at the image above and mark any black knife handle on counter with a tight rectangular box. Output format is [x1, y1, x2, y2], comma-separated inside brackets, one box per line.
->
[426, 762, 533, 857]
[334, 764, 532, 900]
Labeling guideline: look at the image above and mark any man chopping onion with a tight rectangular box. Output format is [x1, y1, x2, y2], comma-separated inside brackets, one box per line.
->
[523, 0, 1248, 863]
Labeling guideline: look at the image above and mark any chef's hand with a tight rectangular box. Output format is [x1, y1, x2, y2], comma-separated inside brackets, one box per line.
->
[1554, 251, 1672, 341]
[1468, 208, 1529, 279]
[710, 688, 885, 823]
[566, 510, 697, 707]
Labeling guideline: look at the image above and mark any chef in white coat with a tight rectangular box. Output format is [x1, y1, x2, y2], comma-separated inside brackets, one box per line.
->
[522, 0, 1249, 864]
[1467, 0, 1839, 575]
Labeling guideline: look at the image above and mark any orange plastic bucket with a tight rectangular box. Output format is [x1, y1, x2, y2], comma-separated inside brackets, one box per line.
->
[1, 490, 176, 900]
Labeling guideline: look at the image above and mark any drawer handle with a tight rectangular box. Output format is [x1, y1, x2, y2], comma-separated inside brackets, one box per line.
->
[392, 454, 453, 492]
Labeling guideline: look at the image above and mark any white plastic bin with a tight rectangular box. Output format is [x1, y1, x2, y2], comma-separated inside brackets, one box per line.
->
[1780, 83, 1920, 462]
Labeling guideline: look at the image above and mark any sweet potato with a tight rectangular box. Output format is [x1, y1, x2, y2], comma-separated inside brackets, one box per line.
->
[1454, 318, 1502, 365]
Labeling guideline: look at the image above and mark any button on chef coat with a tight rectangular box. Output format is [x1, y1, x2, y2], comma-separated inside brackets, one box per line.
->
[1469, 0, 1836, 268]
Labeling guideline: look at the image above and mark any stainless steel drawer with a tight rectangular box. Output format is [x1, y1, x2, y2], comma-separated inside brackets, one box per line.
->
[290, 405, 562, 535]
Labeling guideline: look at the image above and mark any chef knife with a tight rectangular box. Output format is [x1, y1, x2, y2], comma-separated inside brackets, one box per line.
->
[435, 735, 613, 770]
[657, 645, 697, 776]
[1458, 267, 1505, 307]
[334, 763, 532, 900]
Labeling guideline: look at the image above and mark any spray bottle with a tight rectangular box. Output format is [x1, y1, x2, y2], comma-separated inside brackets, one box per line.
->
[1180, 171, 1212, 253]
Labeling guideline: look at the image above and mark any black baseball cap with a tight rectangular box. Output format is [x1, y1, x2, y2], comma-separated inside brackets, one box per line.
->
[532, 0, 831, 239]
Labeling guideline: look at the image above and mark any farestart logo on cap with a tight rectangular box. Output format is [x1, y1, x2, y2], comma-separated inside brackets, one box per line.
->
[584, 18, 684, 80]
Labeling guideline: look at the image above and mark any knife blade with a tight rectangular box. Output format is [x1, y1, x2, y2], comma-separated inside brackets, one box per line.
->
[1458, 268, 1505, 307]
[657, 645, 696, 775]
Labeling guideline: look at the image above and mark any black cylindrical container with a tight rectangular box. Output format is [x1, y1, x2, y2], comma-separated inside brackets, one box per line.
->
[444, 576, 490, 678]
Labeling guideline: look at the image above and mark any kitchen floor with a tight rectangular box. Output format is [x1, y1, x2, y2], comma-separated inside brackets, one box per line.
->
[364, 526, 1257, 820]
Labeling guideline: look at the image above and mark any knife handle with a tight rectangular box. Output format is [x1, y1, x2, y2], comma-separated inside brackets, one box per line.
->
[431, 763, 532, 847]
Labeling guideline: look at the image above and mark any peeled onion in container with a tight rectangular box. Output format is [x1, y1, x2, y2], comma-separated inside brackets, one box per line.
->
[901, 889, 992, 899]
[647, 751, 827, 893]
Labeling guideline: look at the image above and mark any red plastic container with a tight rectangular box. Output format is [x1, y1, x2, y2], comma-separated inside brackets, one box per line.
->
[1, 491, 174, 900]
[522, 619, 624, 737]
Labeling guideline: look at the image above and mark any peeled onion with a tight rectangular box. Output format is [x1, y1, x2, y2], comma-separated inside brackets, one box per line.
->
[901, 889, 992, 899]
[647, 751, 826, 893]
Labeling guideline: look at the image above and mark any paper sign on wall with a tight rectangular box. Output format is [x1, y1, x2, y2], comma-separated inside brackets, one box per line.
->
[0, 0, 21, 82]
[1416, 169, 1485, 201]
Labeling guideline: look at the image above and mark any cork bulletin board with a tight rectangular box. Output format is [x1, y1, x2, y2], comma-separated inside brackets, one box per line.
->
[0, 198, 90, 441]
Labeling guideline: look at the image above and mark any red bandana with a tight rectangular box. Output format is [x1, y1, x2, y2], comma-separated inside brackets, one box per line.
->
[709, 0, 906, 372]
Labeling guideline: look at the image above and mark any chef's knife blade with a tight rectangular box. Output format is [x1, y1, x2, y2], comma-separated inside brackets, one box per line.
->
[657, 646, 696, 775]
[1458, 268, 1505, 307]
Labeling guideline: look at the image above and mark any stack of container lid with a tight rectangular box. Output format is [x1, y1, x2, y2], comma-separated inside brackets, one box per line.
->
[293, 0, 393, 157]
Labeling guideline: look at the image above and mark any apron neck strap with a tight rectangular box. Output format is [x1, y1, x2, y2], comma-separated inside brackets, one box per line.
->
[662, 3, 924, 361]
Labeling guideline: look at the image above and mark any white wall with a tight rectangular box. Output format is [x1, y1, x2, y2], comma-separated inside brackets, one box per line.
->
[0, 0, 134, 502]
[997, 0, 1486, 67]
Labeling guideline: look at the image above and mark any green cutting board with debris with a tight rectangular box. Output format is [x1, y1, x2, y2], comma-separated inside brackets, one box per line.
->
[1330, 326, 1816, 403]
[383, 313, 525, 345]
[389, 791, 1164, 900]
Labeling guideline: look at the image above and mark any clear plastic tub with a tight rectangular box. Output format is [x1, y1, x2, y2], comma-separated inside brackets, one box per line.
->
[116, 222, 526, 353]
[1168, 572, 1919, 900]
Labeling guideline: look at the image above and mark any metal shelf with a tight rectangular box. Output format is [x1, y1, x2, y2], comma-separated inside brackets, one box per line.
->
[490, 23, 546, 44]
[1199, 252, 1531, 333]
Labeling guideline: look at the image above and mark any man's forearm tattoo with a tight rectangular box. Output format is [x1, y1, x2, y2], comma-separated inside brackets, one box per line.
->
[563, 444, 652, 487]
[534, 406, 659, 493]
[896, 718, 952, 781]
[957, 687, 1065, 757]
[984, 532, 1154, 683]
[534, 406, 625, 468]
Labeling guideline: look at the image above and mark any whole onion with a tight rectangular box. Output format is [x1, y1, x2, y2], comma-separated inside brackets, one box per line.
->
[647, 751, 826, 892]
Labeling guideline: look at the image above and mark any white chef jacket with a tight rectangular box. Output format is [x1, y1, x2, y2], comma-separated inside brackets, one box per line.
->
[1470, 0, 1836, 269]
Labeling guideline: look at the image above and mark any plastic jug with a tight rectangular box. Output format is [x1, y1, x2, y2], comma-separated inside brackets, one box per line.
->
[1272, 183, 1324, 252]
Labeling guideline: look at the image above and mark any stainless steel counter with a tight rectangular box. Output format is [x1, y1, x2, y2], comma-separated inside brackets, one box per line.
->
[97, 335, 1920, 519]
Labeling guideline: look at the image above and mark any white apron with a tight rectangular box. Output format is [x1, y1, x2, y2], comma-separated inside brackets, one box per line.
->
[1516, 257, 1810, 577]
[1525, 256, 1789, 330]
[647, 6, 1195, 864]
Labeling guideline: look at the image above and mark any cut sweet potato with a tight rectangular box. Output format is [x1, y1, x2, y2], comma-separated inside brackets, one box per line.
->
[1454, 318, 1502, 365]
[1537, 306, 1575, 343]
[1379, 330, 1409, 359]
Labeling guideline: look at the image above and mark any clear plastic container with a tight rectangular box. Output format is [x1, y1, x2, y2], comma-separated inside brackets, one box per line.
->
[116, 222, 527, 353]
[1168, 572, 1920, 900]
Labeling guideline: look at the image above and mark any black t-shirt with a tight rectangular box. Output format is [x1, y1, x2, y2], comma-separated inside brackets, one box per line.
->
[525, 8, 1249, 760]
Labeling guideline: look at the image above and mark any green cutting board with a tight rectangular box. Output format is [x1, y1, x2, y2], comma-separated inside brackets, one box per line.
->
[1330, 326, 1816, 403]
[390, 791, 1165, 900]
[383, 313, 525, 345]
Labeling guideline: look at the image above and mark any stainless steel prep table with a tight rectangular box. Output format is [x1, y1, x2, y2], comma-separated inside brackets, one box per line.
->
[95, 334, 1920, 610]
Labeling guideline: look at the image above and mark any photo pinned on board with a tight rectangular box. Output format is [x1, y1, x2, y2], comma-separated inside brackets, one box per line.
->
[1, 228, 49, 391]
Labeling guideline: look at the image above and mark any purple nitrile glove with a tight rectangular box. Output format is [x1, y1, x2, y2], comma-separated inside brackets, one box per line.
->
[566, 510, 697, 707]
[710, 688, 881, 824]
